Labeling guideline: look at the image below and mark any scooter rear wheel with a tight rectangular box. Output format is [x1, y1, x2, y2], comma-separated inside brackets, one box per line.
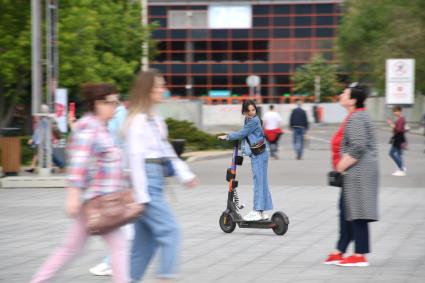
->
[219, 212, 236, 233]
[271, 212, 289, 236]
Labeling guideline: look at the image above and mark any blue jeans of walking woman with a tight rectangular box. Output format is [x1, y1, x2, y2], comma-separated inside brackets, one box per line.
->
[251, 151, 273, 211]
[389, 146, 404, 170]
[130, 163, 180, 281]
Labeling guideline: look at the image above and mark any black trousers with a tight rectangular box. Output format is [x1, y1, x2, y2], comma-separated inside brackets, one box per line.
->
[336, 194, 370, 254]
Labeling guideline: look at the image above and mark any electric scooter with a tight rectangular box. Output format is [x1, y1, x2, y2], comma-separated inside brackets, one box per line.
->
[219, 140, 289, 235]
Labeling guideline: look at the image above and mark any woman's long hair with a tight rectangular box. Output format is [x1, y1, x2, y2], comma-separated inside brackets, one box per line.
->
[122, 69, 162, 139]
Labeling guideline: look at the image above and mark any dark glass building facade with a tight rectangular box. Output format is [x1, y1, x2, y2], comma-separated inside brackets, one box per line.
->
[149, 0, 342, 97]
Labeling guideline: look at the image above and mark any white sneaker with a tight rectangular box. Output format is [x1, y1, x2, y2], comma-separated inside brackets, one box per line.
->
[261, 212, 270, 220]
[243, 211, 262, 221]
[392, 170, 406, 177]
[89, 262, 112, 276]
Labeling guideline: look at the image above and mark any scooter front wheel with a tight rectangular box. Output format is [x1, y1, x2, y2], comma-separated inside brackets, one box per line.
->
[271, 211, 289, 236]
[219, 212, 236, 233]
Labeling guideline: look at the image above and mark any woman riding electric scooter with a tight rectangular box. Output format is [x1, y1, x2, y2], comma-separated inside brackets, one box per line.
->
[218, 100, 273, 221]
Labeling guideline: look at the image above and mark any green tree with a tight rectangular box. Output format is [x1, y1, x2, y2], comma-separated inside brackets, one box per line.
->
[292, 54, 340, 99]
[0, 0, 156, 129]
[337, 0, 425, 94]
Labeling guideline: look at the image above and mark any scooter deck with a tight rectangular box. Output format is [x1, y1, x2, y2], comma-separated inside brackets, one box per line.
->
[237, 220, 277, 229]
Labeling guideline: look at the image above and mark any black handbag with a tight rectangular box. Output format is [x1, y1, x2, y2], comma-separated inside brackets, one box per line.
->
[245, 138, 266, 155]
[328, 171, 343, 187]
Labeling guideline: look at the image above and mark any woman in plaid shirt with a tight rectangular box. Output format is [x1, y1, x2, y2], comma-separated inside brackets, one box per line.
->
[30, 83, 132, 283]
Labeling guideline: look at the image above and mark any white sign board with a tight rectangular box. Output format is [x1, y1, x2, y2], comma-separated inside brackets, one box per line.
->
[55, 88, 68, 133]
[385, 59, 415, 105]
[208, 5, 252, 29]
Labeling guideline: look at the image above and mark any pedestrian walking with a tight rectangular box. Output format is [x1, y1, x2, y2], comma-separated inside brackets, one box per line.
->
[30, 83, 130, 283]
[218, 100, 273, 221]
[125, 69, 198, 283]
[263, 105, 283, 159]
[289, 99, 309, 160]
[387, 106, 407, 176]
[26, 105, 65, 173]
[325, 83, 379, 267]
[89, 95, 132, 277]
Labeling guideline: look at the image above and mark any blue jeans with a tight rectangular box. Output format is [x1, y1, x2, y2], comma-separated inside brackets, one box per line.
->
[292, 127, 305, 158]
[130, 163, 180, 281]
[251, 151, 273, 211]
[389, 146, 403, 170]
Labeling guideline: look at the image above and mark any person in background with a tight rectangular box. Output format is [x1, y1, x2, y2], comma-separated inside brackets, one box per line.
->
[30, 83, 130, 283]
[125, 69, 198, 283]
[263, 105, 283, 159]
[289, 99, 309, 160]
[26, 105, 65, 173]
[218, 100, 273, 221]
[387, 106, 407, 176]
[324, 83, 379, 267]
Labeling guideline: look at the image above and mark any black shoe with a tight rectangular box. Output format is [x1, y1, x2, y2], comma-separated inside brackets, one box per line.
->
[25, 168, 35, 173]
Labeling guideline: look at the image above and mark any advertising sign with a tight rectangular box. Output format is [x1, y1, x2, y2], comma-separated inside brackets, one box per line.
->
[208, 5, 252, 29]
[55, 88, 68, 133]
[385, 59, 415, 105]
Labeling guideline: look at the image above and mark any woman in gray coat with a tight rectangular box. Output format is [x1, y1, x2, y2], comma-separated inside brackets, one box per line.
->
[324, 83, 379, 267]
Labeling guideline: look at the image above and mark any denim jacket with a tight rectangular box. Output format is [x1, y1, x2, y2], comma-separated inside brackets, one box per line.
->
[227, 115, 265, 156]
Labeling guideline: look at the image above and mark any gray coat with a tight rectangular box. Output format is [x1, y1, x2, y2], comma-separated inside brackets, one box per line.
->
[341, 111, 379, 222]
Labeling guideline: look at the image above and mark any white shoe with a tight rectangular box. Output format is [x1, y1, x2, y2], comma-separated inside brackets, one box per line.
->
[261, 212, 270, 220]
[243, 211, 262, 221]
[392, 170, 406, 177]
[89, 262, 112, 276]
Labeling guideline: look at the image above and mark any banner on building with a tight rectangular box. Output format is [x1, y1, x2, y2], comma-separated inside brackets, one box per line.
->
[385, 59, 415, 105]
[55, 88, 68, 133]
[208, 5, 252, 29]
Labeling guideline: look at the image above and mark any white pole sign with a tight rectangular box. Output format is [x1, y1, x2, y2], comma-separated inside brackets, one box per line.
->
[385, 59, 415, 105]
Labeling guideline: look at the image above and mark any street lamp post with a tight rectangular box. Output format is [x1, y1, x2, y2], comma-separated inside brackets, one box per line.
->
[141, 0, 149, 71]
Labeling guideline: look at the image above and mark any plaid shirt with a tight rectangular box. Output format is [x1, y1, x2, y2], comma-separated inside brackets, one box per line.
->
[67, 114, 126, 201]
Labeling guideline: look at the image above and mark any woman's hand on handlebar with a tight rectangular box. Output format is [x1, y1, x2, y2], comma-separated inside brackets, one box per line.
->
[217, 134, 228, 140]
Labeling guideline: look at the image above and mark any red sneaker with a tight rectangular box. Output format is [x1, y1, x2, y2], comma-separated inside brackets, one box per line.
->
[323, 253, 343, 265]
[337, 255, 369, 267]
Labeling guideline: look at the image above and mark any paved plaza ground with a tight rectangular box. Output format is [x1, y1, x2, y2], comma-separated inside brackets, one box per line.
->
[0, 125, 424, 282]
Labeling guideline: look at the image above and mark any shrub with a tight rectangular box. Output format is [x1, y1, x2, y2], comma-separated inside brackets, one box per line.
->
[165, 118, 232, 151]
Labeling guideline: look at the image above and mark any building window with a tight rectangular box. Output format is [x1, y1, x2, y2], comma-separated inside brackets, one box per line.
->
[253, 29, 269, 38]
[253, 40, 268, 50]
[295, 4, 312, 14]
[253, 5, 270, 15]
[273, 17, 290, 26]
[295, 28, 312, 38]
[273, 28, 290, 38]
[171, 64, 187, 73]
[316, 16, 334, 26]
[191, 64, 208, 73]
[211, 76, 228, 86]
[232, 64, 249, 73]
[253, 17, 269, 27]
[211, 64, 228, 73]
[294, 16, 312, 26]
[149, 6, 166, 16]
[316, 4, 334, 14]
[316, 28, 334, 37]
[231, 29, 250, 39]
[274, 5, 290, 14]
[168, 10, 207, 29]
[191, 29, 208, 39]
[211, 29, 229, 39]
[232, 52, 249, 62]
